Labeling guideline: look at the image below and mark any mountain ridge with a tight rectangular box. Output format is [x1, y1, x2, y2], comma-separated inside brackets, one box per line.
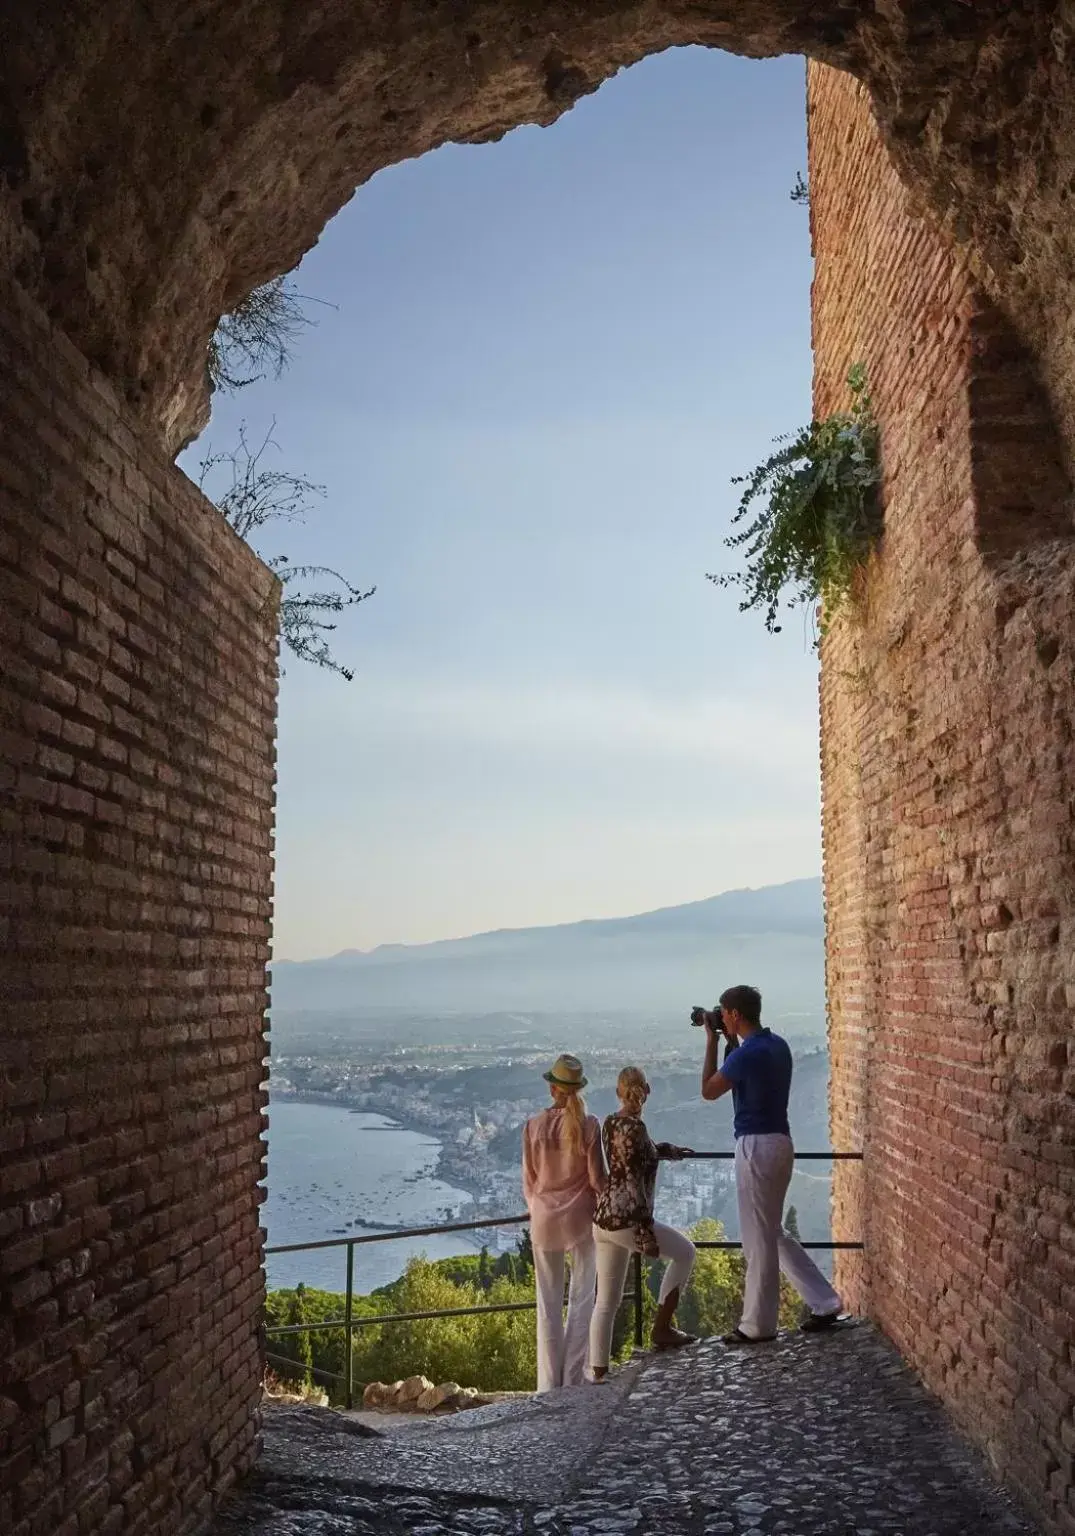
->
[276, 876, 823, 968]
[270, 876, 824, 1017]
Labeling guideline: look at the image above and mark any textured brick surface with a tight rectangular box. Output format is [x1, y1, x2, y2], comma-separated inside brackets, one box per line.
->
[0, 277, 278, 1536]
[811, 66, 1075, 1536]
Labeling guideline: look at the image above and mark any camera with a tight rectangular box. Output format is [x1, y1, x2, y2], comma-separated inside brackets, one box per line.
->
[690, 1005, 722, 1030]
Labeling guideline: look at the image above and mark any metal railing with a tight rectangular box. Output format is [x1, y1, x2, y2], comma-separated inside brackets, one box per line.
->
[264, 1149, 863, 1409]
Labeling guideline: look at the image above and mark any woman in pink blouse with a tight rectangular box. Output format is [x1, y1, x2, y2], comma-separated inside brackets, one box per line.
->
[521, 1054, 606, 1393]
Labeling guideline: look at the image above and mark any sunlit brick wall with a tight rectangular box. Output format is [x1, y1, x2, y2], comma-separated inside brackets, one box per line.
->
[0, 277, 277, 1536]
[812, 64, 1075, 1536]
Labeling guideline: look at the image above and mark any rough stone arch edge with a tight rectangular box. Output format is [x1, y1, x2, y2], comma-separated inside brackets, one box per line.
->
[0, 1, 1064, 453]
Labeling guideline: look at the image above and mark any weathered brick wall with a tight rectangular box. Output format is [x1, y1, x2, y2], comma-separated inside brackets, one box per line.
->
[811, 65, 1075, 1534]
[0, 277, 277, 1535]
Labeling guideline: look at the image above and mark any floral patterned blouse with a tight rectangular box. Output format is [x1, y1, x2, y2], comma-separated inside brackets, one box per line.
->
[593, 1112, 677, 1249]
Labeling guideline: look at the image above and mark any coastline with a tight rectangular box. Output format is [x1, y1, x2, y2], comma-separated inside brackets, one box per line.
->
[263, 1097, 512, 1291]
[268, 1089, 492, 1209]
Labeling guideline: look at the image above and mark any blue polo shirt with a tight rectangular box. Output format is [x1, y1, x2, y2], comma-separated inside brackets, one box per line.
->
[721, 1029, 792, 1138]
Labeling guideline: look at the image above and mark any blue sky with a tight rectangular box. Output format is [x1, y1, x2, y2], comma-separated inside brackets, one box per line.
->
[185, 46, 820, 960]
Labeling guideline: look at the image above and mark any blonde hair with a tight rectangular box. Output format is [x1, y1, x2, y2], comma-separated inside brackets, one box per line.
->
[550, 1082, 587, 1155]
[617, 1066, 648, 1118]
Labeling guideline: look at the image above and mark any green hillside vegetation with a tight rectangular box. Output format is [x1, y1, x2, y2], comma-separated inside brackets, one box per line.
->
[266, 1221, 805, 1401]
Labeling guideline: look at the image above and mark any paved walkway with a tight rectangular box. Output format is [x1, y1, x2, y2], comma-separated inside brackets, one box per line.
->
[210, 1323, 1038, 1535]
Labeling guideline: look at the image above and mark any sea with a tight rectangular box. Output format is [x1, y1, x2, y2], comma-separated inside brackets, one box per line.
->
[263, 1100, 481, 1294]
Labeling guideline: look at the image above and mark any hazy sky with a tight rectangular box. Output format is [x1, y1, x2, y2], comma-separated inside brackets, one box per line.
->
[185, 47, 821, 961]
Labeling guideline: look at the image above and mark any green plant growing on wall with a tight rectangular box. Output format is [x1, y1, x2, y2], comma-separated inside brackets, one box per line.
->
[708, 364, 882, 643]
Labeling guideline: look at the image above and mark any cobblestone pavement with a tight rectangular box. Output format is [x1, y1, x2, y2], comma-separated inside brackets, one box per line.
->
[210, 1324, 1039, 1535]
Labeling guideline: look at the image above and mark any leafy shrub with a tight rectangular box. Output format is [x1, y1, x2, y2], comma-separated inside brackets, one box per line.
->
[709, 365, 882, 642]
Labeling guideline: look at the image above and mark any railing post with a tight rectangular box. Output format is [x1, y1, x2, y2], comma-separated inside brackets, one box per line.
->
[633, 1250, 644, 1350]
[344, 1241, 354, 1411]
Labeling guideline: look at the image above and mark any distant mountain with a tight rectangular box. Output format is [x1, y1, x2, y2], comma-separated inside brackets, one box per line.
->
[270, 877, 824, 1018]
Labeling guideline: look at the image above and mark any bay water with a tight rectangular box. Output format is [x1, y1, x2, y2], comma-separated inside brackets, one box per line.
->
[263, 1100, 481, 1294]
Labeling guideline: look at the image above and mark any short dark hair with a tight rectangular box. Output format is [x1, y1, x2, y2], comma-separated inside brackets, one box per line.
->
[719, 985, 762, 1025]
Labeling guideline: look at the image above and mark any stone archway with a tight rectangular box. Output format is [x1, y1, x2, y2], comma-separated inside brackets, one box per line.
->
[1, 7, 1074, 1536]
[1, 3, 1074, 454]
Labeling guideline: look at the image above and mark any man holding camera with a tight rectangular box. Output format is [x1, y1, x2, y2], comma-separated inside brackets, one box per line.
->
[694, 985, 842, 1343]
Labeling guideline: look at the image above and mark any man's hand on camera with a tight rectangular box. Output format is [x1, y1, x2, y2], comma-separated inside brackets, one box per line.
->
[701, 1009, 736, 1102]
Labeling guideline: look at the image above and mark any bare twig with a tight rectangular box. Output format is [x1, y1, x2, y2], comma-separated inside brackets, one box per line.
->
[198, 423, 374, 681]
[207, 277, 335, 392]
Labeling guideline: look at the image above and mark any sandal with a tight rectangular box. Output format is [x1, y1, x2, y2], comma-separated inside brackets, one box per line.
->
[800, 1311, 844, 1333]
[722, 1328, 776, 1345]
[652, 1326, 697, 1352]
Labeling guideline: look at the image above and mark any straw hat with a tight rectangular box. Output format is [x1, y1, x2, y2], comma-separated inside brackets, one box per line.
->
[543, 1053, 587, 1090]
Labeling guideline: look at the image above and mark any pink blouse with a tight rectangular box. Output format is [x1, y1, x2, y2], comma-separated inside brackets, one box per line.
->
[521, 1106, 606, 1251]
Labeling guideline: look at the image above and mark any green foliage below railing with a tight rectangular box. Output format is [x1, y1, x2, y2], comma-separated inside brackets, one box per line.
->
[709, 365, 882, 643]
[266, 1220, 806, 1401]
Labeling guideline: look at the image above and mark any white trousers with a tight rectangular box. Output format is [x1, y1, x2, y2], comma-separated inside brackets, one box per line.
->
[533, 1238, 598, 1393]
[589, 1221, 696, 1370]
[735, 1132, 842, 1339]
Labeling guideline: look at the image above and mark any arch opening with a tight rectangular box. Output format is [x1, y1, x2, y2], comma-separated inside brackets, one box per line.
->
[2, 10, 1075, 1536]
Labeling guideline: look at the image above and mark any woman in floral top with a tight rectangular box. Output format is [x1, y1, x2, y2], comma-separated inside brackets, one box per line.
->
[589, 1066, 697, 1378]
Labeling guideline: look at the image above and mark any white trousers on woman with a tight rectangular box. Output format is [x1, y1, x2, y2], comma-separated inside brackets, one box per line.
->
[533, 1238, 598, 1393]
[735, 1132, 842, 1339]
[589, 1221, 696, 1370]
